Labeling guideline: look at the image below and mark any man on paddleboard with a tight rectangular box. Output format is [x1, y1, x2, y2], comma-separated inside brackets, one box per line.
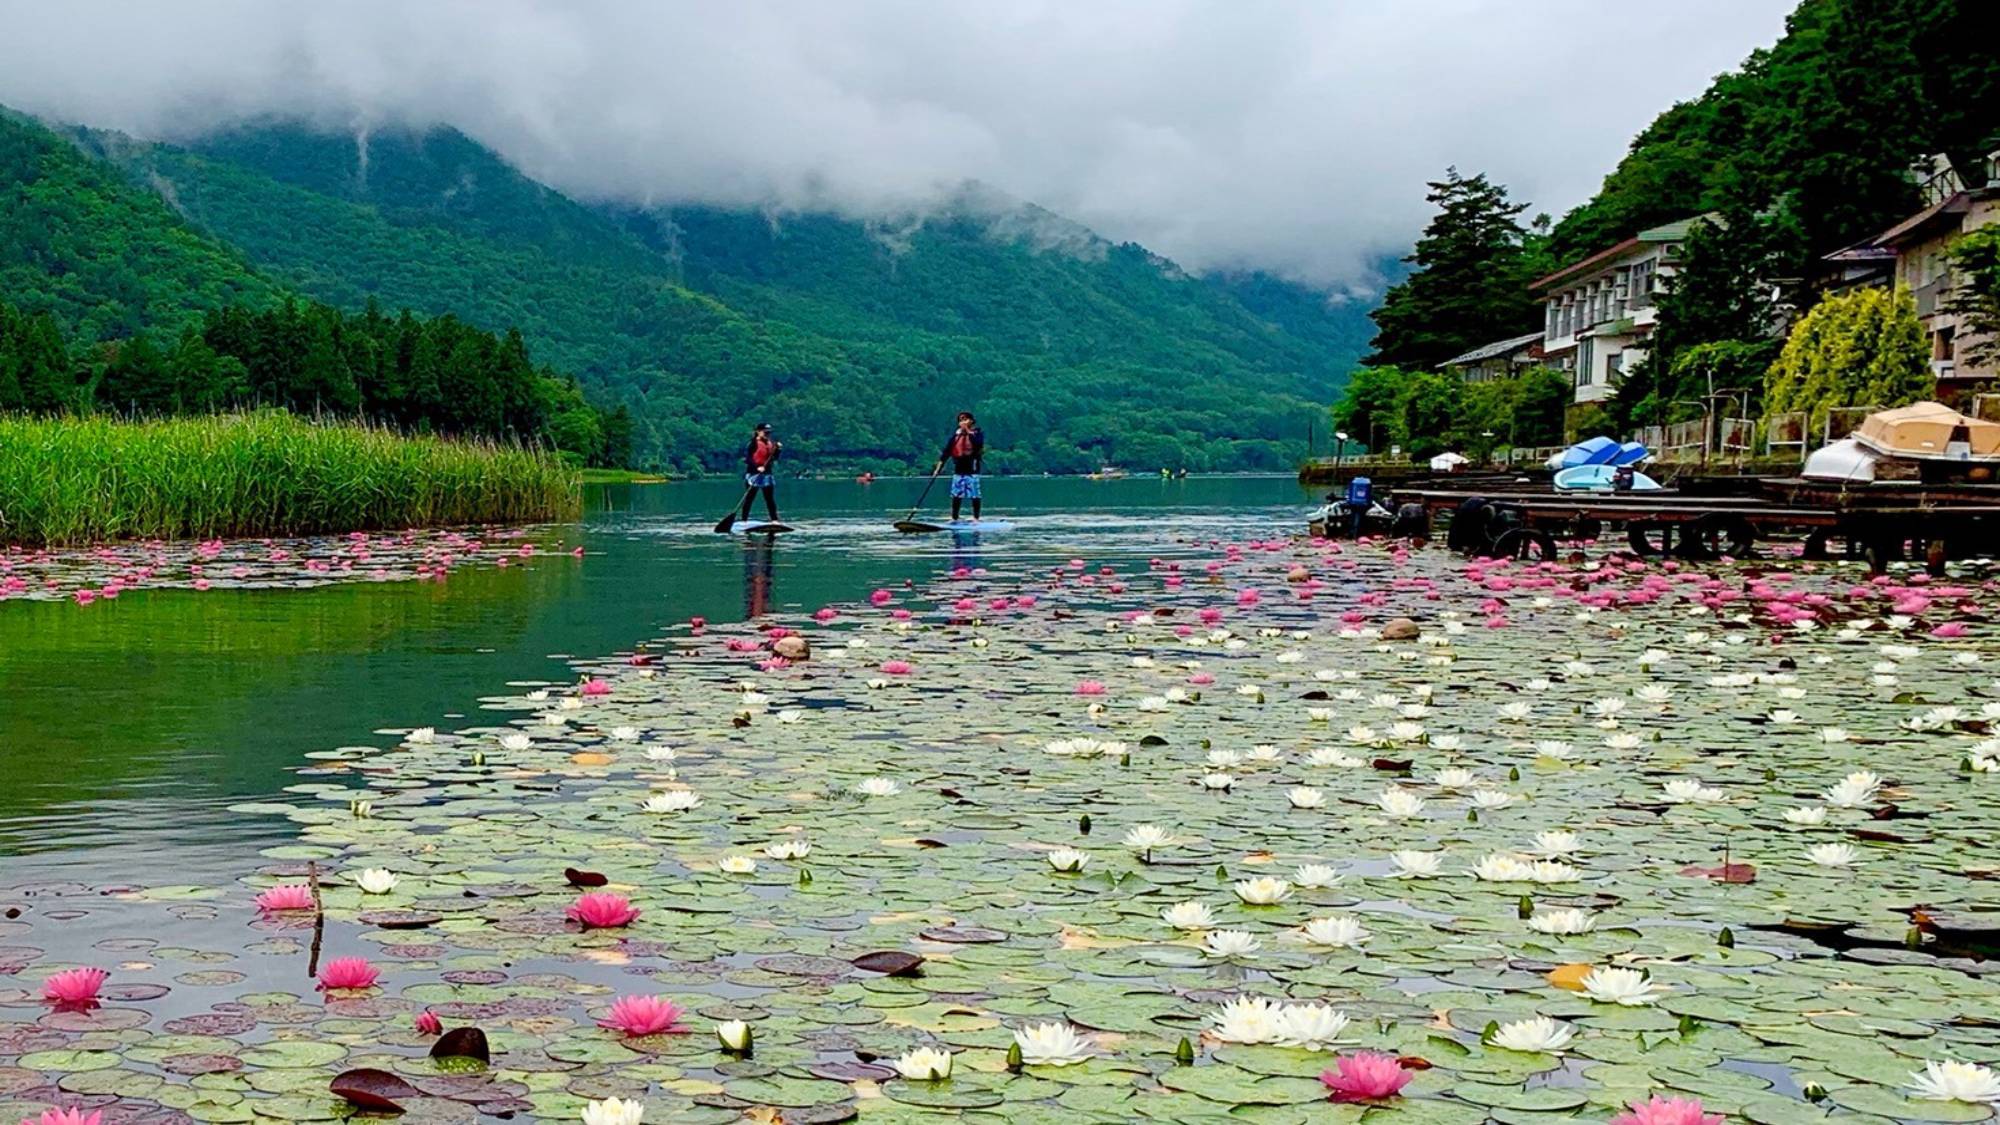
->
[936, 412, 986, 522]
[740, 422, 783, 524]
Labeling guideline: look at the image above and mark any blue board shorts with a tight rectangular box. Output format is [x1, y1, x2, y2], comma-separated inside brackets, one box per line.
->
[951, 474, 981, 499]
[744, 472, 774, 488]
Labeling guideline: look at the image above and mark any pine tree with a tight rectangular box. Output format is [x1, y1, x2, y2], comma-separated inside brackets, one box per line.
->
[1365, 169, 1541, 369]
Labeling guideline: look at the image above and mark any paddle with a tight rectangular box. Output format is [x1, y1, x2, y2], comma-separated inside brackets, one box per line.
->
[893, 460, 948, 533]
[713, 486, 757, 534]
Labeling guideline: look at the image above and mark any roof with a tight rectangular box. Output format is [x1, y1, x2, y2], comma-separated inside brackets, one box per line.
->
[1531, 215, 1710, 293]
[1440, 331, 1545, 368]
[1840, 184, 2000, 256]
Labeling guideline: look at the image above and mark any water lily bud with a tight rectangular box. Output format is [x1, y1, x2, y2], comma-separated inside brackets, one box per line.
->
[1479, 1019, 1500, 1045]
[716, 1019, 752, 1054]
[798, 868, 812, 886]
[1215, 864, 1229, 882]
[1717, 927, 1735, 948]
[1466, 809, 1479, 824]
[1763, 767, 1776, 782]
[471, 751, 485, 767]
[1962, 758, 1976, 775]
[1173, 1037, 1194, 1065]
[1508, 766, 1521, 781]
[1078, 814, 1092, 836]
[1005, 1041, 1023, 1073]
[1677, 1014, 1699, 1036]
[1904, 926, 1923, 948]
[1516, 895, 1532, 919]
[1802, 1081, 1828, 1102]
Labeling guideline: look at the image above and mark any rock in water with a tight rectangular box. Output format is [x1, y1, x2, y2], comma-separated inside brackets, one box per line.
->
[773, 636, 810, 661]
[1380, 617, 1421, 641]
[1285, 566, 1311, 583]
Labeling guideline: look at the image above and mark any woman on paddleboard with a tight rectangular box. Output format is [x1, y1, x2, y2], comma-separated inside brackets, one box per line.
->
[936, 412, 986, 522]
[740, 422, 783, 524]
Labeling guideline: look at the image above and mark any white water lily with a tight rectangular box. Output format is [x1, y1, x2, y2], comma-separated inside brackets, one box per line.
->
[354, 868, 399, 895]
[1387, 721, 1426, 743]
[1603, 732, 1643, 751]
[1248, 745, 1284, 763]
[1203, 929, 1262, 958]
[1345, 724, 1379, 745]
[1274, 1002, 1352, 1050]
[1497, 702, 1531, 721]
[1368, 692, 1401, 709]
[1308, 748, 1364, 768]
[764, 837, 811, 860]
[1300, 915, 1369, 948]
[1531, 860, 1583, 884]
[1634, 684, 1671, 704]
[1471, 853, 1536, 882]
[1528, 830, 1579, 858]
[407, 727, 436, 744]
[643, 790, 702, 813]
[1045, 737, 1123, 758]
[689, 1010, 746, 1053]
[1825, 770, 1883, 807]
[1429, 734, 1464, 752]
[1767, 709, 1802, 725]
[1806, 843, 1860, 868]
[1208, 996, 1286, 1044]
[580, 1097, 645, 1125]
[1136, 696, 1170, 713]
[1012, 1022, 1092, 1066]
[1526, 677, 1553, 691]
[1163, 687, 1190, 703]
[739, 691, 769, 709]
[1661, 778, 1727, 804]
[1234, 684, 1263, 699]
[865, 677, 890, 689]
[1294, 863, 1341, 889]
[1304, 706, 1335, 722]
[1527, 908, 1596, 935]
[853, 777, 901, 797]
[1783, 806, 1827, 826]
[1047, 848, 1090, 873]
[1469, 789, 1518, 810]
[1123, 824, 1178, 852]
[1376, 788, 1426, 819]
[559, 696, 583, 711]
[1579, 966, 1666, 1006]
[1590, 698, 1626, 719]
[1490, 1016, 1575, 1053]
[499, 732, 532, 752]
[643, 746, 676, 763]
[1161, 901, 1217, 930]
[1200, 772, 1235, 791]
[1908, 1060, 2000, 1104]
[1391, 850, 1444, 878]
[773, 709, 804, 724]
[540, 712, 569, 728]
[1206, 749, 1244, 769]
[893, 1046, 954, 1081]
[718, 855, 757, 874]
[1432, 767, 1477, 789]
[1234, 877, 1291, 905]
[1288, 786, 1326, 809]
[607, 726, 639, 742]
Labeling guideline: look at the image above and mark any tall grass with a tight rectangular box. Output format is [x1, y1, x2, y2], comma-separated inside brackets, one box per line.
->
[0, 411, 580, 545]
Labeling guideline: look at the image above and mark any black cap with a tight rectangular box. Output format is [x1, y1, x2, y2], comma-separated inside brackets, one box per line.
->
[754, 421, 771, 431]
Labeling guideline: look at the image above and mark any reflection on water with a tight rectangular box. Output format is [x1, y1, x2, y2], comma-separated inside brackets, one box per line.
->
[0, 475, 1311, 879]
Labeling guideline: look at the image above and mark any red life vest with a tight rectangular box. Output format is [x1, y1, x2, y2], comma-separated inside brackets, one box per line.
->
[750, 436, 776, 470]
[948, 432, 975, 459]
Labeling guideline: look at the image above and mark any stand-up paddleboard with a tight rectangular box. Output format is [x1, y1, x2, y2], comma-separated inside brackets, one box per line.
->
[894, 519, 1011, 533]
[739, 521, 795, 534]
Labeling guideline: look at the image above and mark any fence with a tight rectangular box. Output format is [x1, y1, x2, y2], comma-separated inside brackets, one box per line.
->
[1767, 411, 1808, 459]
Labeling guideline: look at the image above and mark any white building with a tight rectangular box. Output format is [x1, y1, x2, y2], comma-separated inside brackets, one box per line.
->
[1532, 216, 1704, 404]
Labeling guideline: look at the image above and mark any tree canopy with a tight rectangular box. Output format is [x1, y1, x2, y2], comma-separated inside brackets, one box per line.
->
[1764, 285, 1930, 433]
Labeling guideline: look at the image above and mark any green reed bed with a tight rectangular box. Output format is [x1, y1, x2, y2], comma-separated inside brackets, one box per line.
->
[0, 411, 580, 545]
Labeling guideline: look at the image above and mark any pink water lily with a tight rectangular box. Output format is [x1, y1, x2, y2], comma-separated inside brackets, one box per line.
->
[317, 957, 380, 991]
[580, 678, 611, 696]
[1075, 680, 1107, 696]
[255, 885, 315, 912]
[599, 994, 688, 1036]
[880, 661, 913, 675]
[567, 891, 641, 929]
[41, 968, 107, 1005]
[1610, 1096, 1724, 1125]
[1320, 1051, 1411, 1101]
[870, 588, 893, 606]
[415, 1009, 443, 1035]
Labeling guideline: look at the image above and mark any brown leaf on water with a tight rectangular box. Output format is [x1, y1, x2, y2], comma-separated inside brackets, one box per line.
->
[331, 1067, 419, 1112]
[563, 868, 608, 887]
[1680, 862, 1757, 884]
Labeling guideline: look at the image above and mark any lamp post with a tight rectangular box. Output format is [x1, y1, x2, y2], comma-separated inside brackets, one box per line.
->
[1333, 431, 1350, 482]
[1481, 429, 1496, 466]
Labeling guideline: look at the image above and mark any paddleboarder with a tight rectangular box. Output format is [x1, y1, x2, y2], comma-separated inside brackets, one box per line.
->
[739, 422, 783, 525]
[935, 412, 986, 522]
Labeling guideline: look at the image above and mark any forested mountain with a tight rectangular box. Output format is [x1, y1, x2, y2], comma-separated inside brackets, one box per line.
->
[72, 122, 1370, 473]
[0, 112, 627, 462]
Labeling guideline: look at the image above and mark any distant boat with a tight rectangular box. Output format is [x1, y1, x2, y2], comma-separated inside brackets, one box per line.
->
[1088, 467, 1128, 480]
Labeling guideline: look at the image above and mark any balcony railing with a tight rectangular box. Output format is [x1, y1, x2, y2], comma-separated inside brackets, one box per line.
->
[1915, 277, 1951, 316]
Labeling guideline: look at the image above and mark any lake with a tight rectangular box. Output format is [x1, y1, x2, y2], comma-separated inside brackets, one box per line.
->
[0, 474, 1315, 882]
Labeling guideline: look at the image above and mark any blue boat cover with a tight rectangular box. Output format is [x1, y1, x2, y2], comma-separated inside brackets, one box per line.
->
[1558, 436, 1620, 468]
[1610, 441, 1650, 466]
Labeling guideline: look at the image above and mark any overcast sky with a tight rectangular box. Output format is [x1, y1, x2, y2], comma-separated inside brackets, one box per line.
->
[0, 1, 1793, 291]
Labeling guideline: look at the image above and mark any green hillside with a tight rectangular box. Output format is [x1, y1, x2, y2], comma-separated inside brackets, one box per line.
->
[0, 108, 279, 341]
[83, 122, 1367, 473]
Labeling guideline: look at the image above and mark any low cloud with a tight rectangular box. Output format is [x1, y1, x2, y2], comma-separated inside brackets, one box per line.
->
[0, 0, 1791, 288]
